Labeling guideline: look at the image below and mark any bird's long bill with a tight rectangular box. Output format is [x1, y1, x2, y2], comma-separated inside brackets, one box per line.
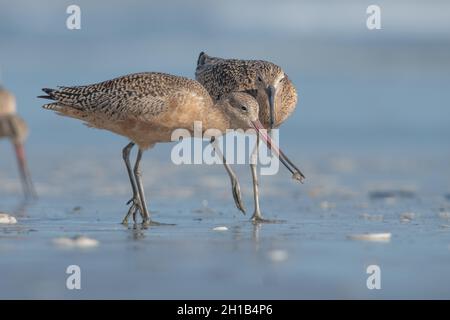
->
[251, 120, 306, 183]
[14, 143, 37, 199]
[267, 85, 276, 129]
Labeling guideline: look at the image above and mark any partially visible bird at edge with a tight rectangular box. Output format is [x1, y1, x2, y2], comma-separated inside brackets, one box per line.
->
[0, 85, 37, 199]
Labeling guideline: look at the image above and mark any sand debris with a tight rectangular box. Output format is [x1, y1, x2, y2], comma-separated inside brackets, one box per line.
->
[0, 213, 17, 224]
[52, 235, 99, 248]
[193, 200, 216, 214]
[347, 232, 391, 242]
[360, 213, 384, 221]
[369, 190, 415, 200]
[268, 249, 288, 262]
[320, 201, 336, 210]
[212, 226, 228, 231]
[400, 212, 416, 222]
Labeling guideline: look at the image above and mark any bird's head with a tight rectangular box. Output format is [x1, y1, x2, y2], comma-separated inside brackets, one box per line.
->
[254, 63, 285, 129]
[221, 91, 305, 183]
[222, 92, 260, 130]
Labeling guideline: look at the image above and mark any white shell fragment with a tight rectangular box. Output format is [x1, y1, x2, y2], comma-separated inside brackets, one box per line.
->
[212, 226, 228, 231]
[320, 201, 335, 210]
[268, 250, 288, 262]
[53, 235, 99, 248]
[0, 213, 17, 224]
[347, 233, 392, 242]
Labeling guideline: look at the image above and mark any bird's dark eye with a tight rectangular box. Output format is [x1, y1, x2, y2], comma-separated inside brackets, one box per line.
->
[241, 106, 248, 112]
[257, 76, 262, 82]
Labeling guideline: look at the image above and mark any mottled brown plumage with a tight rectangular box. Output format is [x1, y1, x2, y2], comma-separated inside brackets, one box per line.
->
[40, 72, 303, 225]
[195, 52, 304, 222]
[41, 72, 260, 150]
[195, 52, 298, 128]
[40, 72, 296, 225]
[0, 86, 36, 198]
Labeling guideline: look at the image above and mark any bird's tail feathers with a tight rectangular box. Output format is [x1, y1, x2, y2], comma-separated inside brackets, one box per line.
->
[38, 88, 56, 100]
[42, 103, 62, 111]
[197, 51, 209, 67]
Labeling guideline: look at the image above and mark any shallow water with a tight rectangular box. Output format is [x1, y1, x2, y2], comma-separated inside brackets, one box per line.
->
[1, 148, 450, 299]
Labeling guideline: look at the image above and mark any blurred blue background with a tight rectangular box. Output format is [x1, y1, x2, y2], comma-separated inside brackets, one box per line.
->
[1, 0, 449, 157]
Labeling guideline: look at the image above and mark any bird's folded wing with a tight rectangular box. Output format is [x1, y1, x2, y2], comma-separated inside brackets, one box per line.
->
[45, 86, 169, 121]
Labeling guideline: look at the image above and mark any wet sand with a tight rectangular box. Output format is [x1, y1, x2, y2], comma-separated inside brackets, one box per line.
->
[1, 148, 449, 299]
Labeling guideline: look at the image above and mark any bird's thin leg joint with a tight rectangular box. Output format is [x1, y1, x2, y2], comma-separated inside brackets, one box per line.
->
[250, 135, 280, 224]
[133, 148, 152, 225]
[121, 142, 142, 225]
[210, 137, 246, 214]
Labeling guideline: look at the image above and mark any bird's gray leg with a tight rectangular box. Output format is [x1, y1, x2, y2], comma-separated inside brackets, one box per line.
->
[250, 134, 283, 224]
[13, 142, 37, 200]
[249, 135, 278, 223]
[210, 137, 246, 214]
[250, 135, 263, 222]
[133, 148, 151, 225]
[121, 142, 142, 225]
[131, 148, 175, 227]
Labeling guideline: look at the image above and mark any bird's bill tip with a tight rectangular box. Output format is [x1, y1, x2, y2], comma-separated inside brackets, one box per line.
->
[292, 171, 305, 183]
[251, 120, 306, 182]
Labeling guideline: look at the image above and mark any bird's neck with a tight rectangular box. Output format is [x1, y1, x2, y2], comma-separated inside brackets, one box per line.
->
[202, 100, 232, 133]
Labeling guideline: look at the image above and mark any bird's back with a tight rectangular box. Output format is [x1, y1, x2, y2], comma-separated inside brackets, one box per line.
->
[196, 52, 264, 100]
[40, 72, 217, 149]
[41, 72, 213, 121]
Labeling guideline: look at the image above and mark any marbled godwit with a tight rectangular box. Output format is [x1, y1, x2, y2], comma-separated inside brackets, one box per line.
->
[196, 52, 304, 222]
[196, 52, 298, 129]
[0, 86, 36, 199]
[38, 72, 298, 225]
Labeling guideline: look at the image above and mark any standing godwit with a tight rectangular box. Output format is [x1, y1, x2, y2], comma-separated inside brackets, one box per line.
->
[195, 52, 304, 222]
[39, 72, 299, 225]
[0, 86, 36, 199]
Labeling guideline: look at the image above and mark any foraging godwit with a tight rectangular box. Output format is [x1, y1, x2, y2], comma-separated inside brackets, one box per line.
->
[39, 72, 298, 225]
[195, 52, 298, 129]
[196, 52, 304, 222]
[0, 86, 36, 199]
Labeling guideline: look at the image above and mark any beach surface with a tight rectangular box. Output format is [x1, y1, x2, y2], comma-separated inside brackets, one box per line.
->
[1, 147, 450, 299]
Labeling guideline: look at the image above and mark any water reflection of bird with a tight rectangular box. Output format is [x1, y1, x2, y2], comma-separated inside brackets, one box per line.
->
[39, 72, 298, 225]
[0, 86, 36, 199]
[196, 52, 304, 222]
